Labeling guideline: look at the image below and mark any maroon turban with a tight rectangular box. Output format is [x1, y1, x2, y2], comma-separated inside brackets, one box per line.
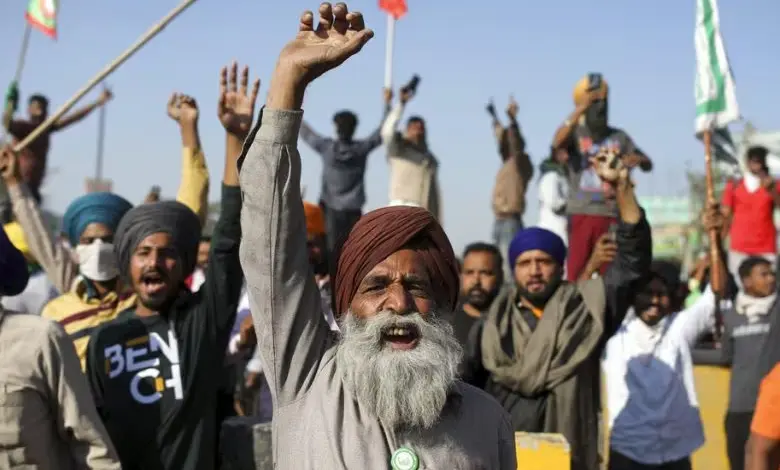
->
[334, 206, 459, 316]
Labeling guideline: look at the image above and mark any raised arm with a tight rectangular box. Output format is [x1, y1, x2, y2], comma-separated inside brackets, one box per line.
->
[381, 86, 413, 146]
[51, 89, 112, 132]
[597, 149, 652, 336]
[505, 98, 534, 183]
[1, 147, 77, 293]
[238, 3, 372, 407]
[42, 321, 121, 469]
[167, 93, 210, 226]
[299, 120, 330, 153]
[358, 88, 394, 153]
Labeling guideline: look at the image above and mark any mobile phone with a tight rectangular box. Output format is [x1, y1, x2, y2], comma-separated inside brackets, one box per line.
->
[587, 73, 603, 92]
[607, 223, 618, 242]
[401, 75, 420, 95]
[486, 100, 496, 117]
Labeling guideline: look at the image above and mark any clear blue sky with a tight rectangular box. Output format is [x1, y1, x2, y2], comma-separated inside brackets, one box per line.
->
[0, 0, 778, 253]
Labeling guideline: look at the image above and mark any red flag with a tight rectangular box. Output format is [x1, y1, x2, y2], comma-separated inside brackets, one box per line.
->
[379, 0, 408, 20]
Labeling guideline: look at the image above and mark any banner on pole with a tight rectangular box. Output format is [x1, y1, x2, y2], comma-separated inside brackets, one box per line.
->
[694, 0, 738, 134]
[379, 0, 408, 20]
[26, 0, 58, 39]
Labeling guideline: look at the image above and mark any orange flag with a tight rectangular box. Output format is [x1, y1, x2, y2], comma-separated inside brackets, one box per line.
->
[379, 0, 408, 20]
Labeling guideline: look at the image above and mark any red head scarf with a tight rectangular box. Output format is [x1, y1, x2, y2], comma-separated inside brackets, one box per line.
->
[334, 206, 459, 316]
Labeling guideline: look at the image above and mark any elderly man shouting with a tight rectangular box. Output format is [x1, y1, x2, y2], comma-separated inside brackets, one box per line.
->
[239, 3, 515, 469]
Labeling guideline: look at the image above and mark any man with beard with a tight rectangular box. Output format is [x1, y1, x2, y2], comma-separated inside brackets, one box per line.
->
[83, 62, 252, 470]
[1, 87, 113, 216]
[464, 146, 651, 470]
[239, 4, 515, 468]
[551, 73, 652, 281]
[453, 242, 503, 347]
[602, 204, 726, 470]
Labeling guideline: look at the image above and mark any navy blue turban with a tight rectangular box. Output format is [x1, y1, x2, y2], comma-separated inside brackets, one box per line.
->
[0, 224, 29, 297]
[508, 227, 567, 269]
[62, 192, 133, 245]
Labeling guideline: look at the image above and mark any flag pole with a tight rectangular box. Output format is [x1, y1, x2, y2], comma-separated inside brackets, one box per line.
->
[13, 0, 199, 153]
[14, 24, 32, 83]
[384, 14, 395, 89]
[703, 129, 725, 336]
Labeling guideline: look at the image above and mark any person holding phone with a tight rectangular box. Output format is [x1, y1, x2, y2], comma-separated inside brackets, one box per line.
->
[721, 146, 780, 285]
[551, 73, 653, 282]
[381, 75, 444, 222]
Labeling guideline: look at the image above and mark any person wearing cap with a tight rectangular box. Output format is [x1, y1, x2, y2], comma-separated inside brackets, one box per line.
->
[83, 62, 254, 470]
[551, 73, 652, 282]
[463, 146, 651, 470]
[239, 4, 515, 468]
[1, 221, 58, 314]
[0, 221, 121, 469]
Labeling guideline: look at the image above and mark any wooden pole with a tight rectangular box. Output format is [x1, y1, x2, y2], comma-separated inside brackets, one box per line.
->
[703, 130, 725, 338]
[13, 0, 198, 153]
[95, 83, 107, 181]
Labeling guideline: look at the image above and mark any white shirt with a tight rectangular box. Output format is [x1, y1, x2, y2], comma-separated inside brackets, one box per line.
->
[602, 288, 716, 464]
[537, 171, 569, 245]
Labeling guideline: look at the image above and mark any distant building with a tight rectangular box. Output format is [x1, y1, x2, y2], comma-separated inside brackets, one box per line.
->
[639, 196, 693, 260]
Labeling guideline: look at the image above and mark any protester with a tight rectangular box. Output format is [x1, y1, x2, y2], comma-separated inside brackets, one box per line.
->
[239, 4, 515, 467]
[2, 86, 113, 209]
[537, 147, 570, 245]
[488, 96, 534, 281]
[84, 62, 251, 469]
[463, 146, 651, 470]
[721, 146, 780, 282]
[0, 223, 121, 469]
[453, 242, 503, 347]
[602, 204, 726, 470]
[299, 90, 391, 258]
[1, 221, 58, 314]
[0, 93, 209, 367]
[188, 221, 213, 292]
[382, 80, 442, 221]
[551, 73, 652, 281]
[722, 256, 778, 470]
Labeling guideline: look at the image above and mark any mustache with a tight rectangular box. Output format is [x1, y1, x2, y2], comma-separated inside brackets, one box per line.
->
[140, 268, 168, 281]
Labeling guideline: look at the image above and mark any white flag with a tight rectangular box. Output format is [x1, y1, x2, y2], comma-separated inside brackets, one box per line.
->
[694, 0, 739, 134]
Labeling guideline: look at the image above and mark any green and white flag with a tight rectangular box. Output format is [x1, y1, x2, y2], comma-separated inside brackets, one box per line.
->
[694, 0, 739, 134]
[26, 0, 58, 39]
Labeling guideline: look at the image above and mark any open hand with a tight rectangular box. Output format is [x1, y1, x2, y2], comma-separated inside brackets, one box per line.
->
[218, 62, 261, 137]
[0, 146, 20, 185]
[591, 146, 629, 184]
[166, 93, 199, 124]
[276, 2, 374, 85]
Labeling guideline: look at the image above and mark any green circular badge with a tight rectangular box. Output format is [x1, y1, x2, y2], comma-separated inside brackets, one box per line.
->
[390, 447, 419, 470]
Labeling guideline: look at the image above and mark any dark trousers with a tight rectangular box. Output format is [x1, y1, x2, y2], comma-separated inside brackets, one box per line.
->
[608, 450, 691, 470]
[567, 213, 615, 281]
[725, 410, 754, 470]
[320, 202, 362, 272]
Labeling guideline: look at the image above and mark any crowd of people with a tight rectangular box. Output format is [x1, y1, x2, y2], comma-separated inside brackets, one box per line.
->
[0, 3, 779, 470]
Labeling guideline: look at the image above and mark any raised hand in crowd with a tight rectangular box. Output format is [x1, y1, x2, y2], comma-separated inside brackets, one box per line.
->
[507, 94, 519, 119]
[0, 145, 20, 186]
[592, 146, 629, 185]
[579, 232, 618, 281]
[167, 92, 201, 149]
[383, 87, 393, 106]
[218, 61, 261, 138]
[143, 185, 161, 203]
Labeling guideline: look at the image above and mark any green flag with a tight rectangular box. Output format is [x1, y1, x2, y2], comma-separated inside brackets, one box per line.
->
[26, 0, 58, 39]
[694, 0, 739, 134]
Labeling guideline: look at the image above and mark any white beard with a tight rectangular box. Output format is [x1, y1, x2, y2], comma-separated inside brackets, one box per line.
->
[335, 310, 462, 430]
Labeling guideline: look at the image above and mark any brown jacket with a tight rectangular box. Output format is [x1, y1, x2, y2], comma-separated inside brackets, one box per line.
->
[492, 120, 533, 217]
[0, 307, 120, 469]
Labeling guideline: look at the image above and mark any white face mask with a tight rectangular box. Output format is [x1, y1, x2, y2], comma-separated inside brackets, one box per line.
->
[75, 239, 119, 282]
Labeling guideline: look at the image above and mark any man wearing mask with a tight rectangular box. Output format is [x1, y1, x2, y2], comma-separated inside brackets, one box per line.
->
[722, 256, 778, 470]
[465, 147, 651, 470]
[0, 226, 121, 469]
[721, 146, 780, 282]
[551, 73, 652, 281]
[84, 62, 251, 470]
[602, 204, 726, 470]
[299, 92, 391, 258]
[453, 242, 503, 347]
[382, 84, 443, 221]
[1, 86, 113, 217]
[0, 94, 209, 367]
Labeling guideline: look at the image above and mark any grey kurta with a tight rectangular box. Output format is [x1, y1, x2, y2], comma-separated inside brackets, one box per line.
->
[238, 109, 516, 469]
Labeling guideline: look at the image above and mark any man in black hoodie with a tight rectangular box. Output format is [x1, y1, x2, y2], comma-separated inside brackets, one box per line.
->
[84, 63, 254, 470]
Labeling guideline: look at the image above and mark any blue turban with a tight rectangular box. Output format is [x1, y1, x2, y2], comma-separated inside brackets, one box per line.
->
[62, 192, 133, 245]
[1, 224, 29, 296]
[508, 227, 567, 269]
